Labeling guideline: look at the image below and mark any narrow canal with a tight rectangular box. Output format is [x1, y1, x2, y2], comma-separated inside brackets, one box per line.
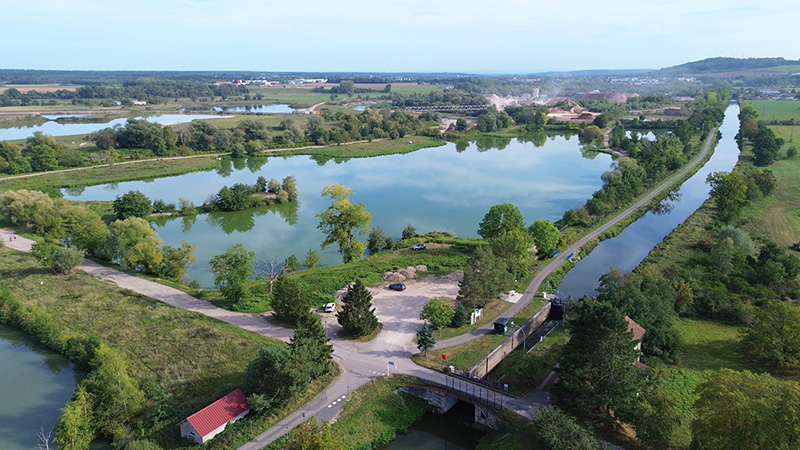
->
[557, 103, 741, 297]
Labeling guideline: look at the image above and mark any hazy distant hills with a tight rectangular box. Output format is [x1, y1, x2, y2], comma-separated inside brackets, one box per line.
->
[656, 57, 800, 75]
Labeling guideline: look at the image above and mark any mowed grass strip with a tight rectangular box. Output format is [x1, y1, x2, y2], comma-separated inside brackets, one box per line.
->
[0, 246, 281, 446]
[0, 156, 220, 191]
[674, 318, 749, 373]
[412, 333, 506, 372]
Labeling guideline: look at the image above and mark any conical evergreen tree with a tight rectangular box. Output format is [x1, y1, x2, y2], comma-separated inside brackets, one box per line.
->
[416, 324, 436, 355]
[451, 300, 469, 328]
[271, 274, 309, 324]
[337, 280, 379, 337]
[290, 313, 334, 377]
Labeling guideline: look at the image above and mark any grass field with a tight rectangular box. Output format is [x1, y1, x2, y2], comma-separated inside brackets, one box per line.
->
[746, 99, 800, 122]
[0, 156, 220, 192]
[0, 245, 293, 448]
[673, 318, 749, 373]
[323, 375, 429, 450]
[753, 65, 800, 73]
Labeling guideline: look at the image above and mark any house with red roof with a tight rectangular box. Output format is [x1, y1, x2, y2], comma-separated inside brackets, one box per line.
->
[625, 316, 646, 361]
[179, 388, 251, 444]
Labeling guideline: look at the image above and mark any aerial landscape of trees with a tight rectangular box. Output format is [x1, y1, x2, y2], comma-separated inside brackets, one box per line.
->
[2, 60, 800, 450]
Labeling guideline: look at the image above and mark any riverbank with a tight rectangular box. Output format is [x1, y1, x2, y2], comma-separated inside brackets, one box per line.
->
[0, 243, 340, 449]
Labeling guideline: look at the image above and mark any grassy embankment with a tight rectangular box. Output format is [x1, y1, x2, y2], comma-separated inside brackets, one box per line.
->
[643, 99, 800, 376]
[0, 245, 337, 449]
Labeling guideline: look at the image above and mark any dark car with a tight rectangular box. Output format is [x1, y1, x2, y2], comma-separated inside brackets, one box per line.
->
[388, 282, 406, 291]
[412, 243, 427, 250]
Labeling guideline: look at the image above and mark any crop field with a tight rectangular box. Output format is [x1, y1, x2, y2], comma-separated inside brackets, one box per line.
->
[0, 83, 80, 93]
[753, 64, 800, 73]
[746, 99, 800, 122]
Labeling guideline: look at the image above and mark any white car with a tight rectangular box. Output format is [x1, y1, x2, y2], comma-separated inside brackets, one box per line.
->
[323, 302, 336, 313]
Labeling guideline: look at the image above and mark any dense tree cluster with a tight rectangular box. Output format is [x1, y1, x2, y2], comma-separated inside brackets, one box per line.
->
[391, 90, 488, 108]
[0, 78, 247, 106]
[213, 175, 297, 212]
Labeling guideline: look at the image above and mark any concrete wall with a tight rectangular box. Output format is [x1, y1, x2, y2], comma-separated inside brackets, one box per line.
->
[469, 302, 552, 379]
[399, 386, 458, 414]
[474, 404, 503, 430]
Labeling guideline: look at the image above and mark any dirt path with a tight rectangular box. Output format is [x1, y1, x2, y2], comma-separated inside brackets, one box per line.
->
[437, 127, 719, 349]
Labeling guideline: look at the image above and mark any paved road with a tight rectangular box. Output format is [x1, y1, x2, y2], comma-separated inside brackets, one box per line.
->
[437, 128, 718, 349]
[0, 128, 716, 448]
[0, 230, 544, 448]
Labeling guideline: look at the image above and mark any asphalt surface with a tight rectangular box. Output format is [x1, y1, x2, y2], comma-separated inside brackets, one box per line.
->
[0, 128, 715, 448]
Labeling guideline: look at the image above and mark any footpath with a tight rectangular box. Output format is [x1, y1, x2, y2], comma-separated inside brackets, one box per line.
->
[0, 127, 716, 448]
[437, 127, 718, 349]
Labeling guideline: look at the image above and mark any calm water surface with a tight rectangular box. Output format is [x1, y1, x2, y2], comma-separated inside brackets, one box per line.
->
[557, 104, 741, 297]
[64, 135, 613, 287]
[0, 325, 79, 450]
[211, 104, 300, 113]
[0, 114, 227, 141]
[384, 402, 486, 450]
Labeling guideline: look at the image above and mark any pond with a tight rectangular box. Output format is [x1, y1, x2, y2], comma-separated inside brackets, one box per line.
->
[211, 104, 301, 114]
[0, 113, 227, 141]
[557, 103, 741, 298]
[64, 134, 613, 287]
[0, 325, 79, 450]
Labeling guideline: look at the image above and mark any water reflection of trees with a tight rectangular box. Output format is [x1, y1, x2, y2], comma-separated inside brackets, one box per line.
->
[649, 188, 681, 216]
[204, 200, 300, 234]
[64, 185, 86, 196]
[0, 330, 72, 374]
[246, 156, 268, 173]
[473, 136, 511, 152]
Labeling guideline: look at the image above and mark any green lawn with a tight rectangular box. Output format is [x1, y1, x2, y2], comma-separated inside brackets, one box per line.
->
[0, 245, 295, 448]
[674, 318, 750, 373]
[746, 99, 800, 122]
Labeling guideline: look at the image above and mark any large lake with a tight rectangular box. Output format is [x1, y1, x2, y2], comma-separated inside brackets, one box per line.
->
[64, 135, 613, 287]
[0, 113, 227, 141]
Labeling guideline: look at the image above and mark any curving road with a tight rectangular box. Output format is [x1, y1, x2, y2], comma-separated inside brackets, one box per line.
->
[437, 127, 718, 349]
[0, 127, 716, 448]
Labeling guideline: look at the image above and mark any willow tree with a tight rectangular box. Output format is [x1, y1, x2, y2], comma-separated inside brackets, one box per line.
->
[316, 184, 372, 263]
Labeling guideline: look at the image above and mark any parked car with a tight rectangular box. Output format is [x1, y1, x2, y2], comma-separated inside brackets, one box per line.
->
[412, 243, 427, 250]
[323, 302, 336, 313]
[388, 282, 406, 291]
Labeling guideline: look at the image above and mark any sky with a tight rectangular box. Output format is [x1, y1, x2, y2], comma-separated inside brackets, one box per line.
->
[3, 0, 799, 73]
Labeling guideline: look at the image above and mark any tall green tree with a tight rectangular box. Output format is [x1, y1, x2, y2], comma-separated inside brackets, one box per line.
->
[0, 140, 31, 174]
[336, 280, 379, 337]
[98, 217, 163, 273]
[420, 296, 455, 330]
[54, 385, 96, 450]
[245, 346, 309, 411]
[271, 274, 310, 324]
[303, 249, 320, 269]
[533, 406, 608, 450]
[85, 343, 145, 433]
[553, 300, 645, 423]
[157, 241, 197, 280]
[529, 220, 560, 258]
[596, 267, 679, 361]
[290, 314, 334, 378]
[706, 171, 748, 222]
[751, 123, 784, 166]
[25, 132, 63, 171]
[491, 229, 533, 276]
[316, 184, 372, 263]
[401, 223, 416, 240]
[692, 369, 800, 450]
[208, 243, 254, 305]
[113, 190, 153, 220]
[477, 203, 526, 239]
[742, 301, 800, 370]
[416, 324, 436, 355]
[456, 246, 513, 310]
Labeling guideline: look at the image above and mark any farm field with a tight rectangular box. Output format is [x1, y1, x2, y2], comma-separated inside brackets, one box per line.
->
[746, 99, 800, 122]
